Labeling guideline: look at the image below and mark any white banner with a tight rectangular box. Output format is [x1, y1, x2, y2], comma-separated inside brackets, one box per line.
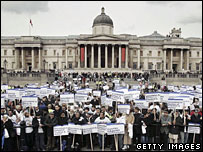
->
[22, 96, 38, 107]
[166, 99, 183, 109]
[145, 93, 161, 102]
[103, 85, 109, 90]
[68, 123, 82, 134]
[75, 93, 88, 102]
[188, 123, 201, 134]
[77, 88, 92, 94]
[93, 90, 101, 97]
[118, 104, 130, 114]
[7, 89, 20, 100]
[134, 100, 148, 109]
[82, 124, 98, 135]
[111, 91, 125, 102]
[97, 124, 107, 135]
[60, 94, 74, 104]
[1, 85, 8, 90]
[107, 90, 112, 96]
[106, 123, 125, 135]
[101, 96, 113, 107]
[53, 125, 69, 136]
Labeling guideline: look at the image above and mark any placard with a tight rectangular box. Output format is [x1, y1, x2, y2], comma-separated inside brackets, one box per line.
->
[75, 93, 88, 102]
[7, 89, 20, 100]
[1, 85, 8, 90]
[145, 93, 161, 102]
[53, 125, 69, 136]
[1, 97, 5, 108]
[118, 104, 130, 114]
[93, 90, 101, 97]
[97, 124, 107, 135]
[107, 90, 112, 96]
[60, 94, 74, 104]
[82, 123, 98, 135]
[101, 96, 113, 107]
[113, 79, 120, 84]
[103, 85, 109, 90]
[68, 123, 82, 134]
[134, 100, 148, 109]
[188, 123, 201, 134]
[166, 99, 183, 109]
[22, 96, 38, 107]
[106, 123, 125, 135]
[111, 91, 125, 102]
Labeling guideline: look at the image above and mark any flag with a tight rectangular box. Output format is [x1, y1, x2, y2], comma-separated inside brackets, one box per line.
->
[122, 47, 125, 62]
[30, 19, 33, 27]
[81, 47, 85, 62]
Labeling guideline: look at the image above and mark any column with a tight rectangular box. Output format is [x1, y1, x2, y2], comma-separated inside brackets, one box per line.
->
[38, 47, 41, 70]
[73, 48, 76, 68]
[138, 49, 140, 70]
[15, 48, 18, 69]
[119, 45, 121, 68]
[78, 45, 80, 68]
[32, 47, 35, 69]
[98, 44, 101, 68]
[186, 50, 189, 70]
[125, 45, 128, 68]
[66, 48, 68, 69]
[105, 44, 108, 68]
[112, 45, 114, 68]
[84, 45, 87, 68]
[170, 49, 173, 70]
[21, 47, 25, 70]
[180, 49, 183, 71]
[91, 45, 94, 68]
[163, 49, 166, 71]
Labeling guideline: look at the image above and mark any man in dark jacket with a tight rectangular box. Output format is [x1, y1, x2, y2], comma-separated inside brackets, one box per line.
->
[54, 105, 62, 119]
[44, 112, 58, 150]
[32, 113, 46, 151]
[133, 107, 142, 144]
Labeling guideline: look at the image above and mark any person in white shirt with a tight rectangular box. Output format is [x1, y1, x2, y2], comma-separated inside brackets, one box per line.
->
[94, 112, 111, 149]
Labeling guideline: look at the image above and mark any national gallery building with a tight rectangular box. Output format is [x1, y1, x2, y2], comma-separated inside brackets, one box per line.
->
[1, 8, 202, 73]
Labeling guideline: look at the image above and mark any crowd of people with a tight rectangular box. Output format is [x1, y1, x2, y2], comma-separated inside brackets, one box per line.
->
[1, 72, 202, 151]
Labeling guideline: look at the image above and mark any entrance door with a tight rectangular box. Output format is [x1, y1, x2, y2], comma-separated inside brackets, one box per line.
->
[27, 63, 32, 72]
[173, 64, 177, 72]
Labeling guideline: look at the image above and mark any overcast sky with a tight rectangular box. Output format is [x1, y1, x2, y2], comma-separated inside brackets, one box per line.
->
[1, 1, 202, 38]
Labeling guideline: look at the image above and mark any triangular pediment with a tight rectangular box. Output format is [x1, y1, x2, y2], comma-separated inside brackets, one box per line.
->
[81, 34, 122, 41]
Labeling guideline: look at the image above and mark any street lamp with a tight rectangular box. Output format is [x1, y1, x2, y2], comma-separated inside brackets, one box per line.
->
[4, 59, 8, 73]
[162, 60, 164, 73]
[43, 59, 46, 73]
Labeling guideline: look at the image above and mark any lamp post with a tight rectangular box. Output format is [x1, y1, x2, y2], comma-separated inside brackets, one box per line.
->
[4, 59, 8, 73]
[162, 60, 164, 73]
[43, 59, 46, 73]
[57, 53, 59, 72]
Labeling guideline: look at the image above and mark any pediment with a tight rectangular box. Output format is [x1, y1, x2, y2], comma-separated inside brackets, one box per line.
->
[82, 35, 122, 41]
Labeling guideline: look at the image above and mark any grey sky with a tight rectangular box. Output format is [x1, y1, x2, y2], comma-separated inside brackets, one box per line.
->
[1, 1, 202, 38]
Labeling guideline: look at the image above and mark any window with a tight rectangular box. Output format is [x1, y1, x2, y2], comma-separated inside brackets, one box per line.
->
[69, 50, 72, 55]
[44, 50, 47, 56]
[12, 62, 15, 69]
[133, 62, 137, 69]
[197, 52, 199, 57]
[189, 63, 192, 71]
[173, 51, 176, 57]
[189, 51, 191, 57]
[53, 62, 56, 69]
[54, 50, 56, 56]
[140, 62, 144, 69]
[62, 50, 65, 56]
[140, 51, 143, 56]
[13, 50, 15, 56]
[69, 62, 72, 69]
[158, 51, 161, 56]
[157, 63, 161, 69]
[4, 50, 7, 55]
[134, 50, 136, 56]
[148, 51, 152, 56]
[28, 50, 31, 56]
[148, 62, 153, 70]
[196, 63, 200, 71]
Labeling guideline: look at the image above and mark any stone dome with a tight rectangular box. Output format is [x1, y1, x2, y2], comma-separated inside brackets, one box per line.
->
[93, 7, 113, 27]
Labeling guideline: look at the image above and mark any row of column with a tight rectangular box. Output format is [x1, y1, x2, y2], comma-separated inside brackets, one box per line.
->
[78, 44, 129, 69]
[15, 47, 41, 70]
[163, 49, 189, 71]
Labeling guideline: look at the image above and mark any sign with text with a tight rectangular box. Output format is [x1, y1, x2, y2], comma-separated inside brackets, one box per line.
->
[118, 104, 130, 114]
[111, 91, 125, 102]
[75, 93, 88, 103]
[82, 124, 98, 135]
[53, 125, 69, 136]
[134, 100, 148, 109]
[1, 97, 5, 108]
[106, 123, 125, 135]
[68, 123, 82, 134]
[145, 93, 161, 102]
[7, 89, 20, 100]
[93, 90, 101, 97]
[1, 85, 8, 90]
[97, 124, 107, 135]
[166, 99, 183, 109]
[188, 123, 201, 134]
[22, 96, 38, 107]
[60, 94, 74, 104]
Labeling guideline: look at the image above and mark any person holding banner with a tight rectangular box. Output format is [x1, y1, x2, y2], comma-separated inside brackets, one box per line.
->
[133, 107, 142, 144]
[94, 112, 111, 149]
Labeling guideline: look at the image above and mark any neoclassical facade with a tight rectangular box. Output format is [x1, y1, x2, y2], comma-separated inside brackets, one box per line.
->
[1, 7, 202, 73]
